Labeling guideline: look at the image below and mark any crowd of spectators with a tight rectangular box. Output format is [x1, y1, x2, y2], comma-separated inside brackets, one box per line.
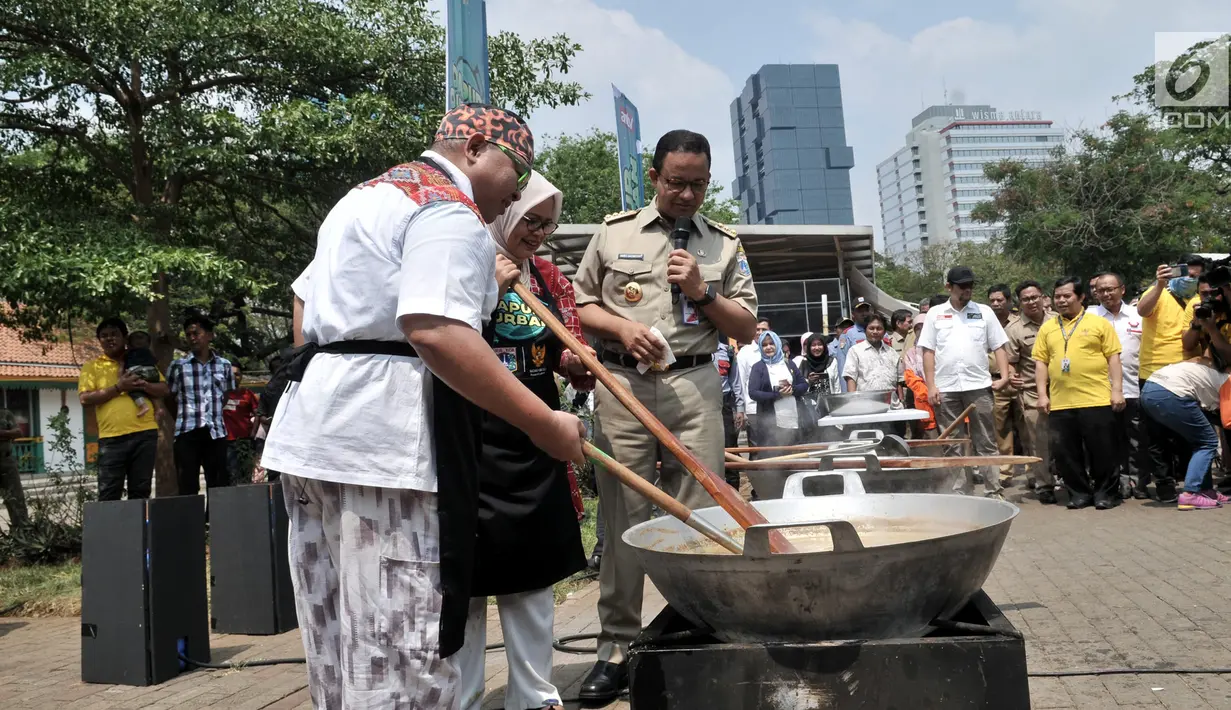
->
[719, 255, 1231, 510]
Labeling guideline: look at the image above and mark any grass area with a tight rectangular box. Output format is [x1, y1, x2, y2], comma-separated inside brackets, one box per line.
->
[551, 496, 600, 605]
[0, 559, 82, 617]
[0, 498, 602, 618]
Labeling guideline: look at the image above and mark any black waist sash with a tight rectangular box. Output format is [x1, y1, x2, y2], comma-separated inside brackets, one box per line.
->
[286, 337, 481, 657]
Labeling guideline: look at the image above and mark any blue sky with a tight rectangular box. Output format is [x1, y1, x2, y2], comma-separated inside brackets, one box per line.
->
[476, 0, 1231, 245]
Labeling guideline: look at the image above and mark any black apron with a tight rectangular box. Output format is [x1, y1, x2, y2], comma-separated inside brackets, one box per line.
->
[472, 262, 586, 597]
[284, 159, 483, 658]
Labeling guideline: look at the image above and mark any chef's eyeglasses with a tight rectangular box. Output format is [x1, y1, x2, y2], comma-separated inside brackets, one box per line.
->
[491, 141, 532, 190]
[522, 214, 558, 236]
[1019, 294, 1044, 303]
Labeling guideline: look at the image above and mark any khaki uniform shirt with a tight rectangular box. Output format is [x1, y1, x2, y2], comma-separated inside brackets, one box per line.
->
[573, 203, 758, 357]
[1004, 313, 1052, 405]
[988, 314, 1018, 377]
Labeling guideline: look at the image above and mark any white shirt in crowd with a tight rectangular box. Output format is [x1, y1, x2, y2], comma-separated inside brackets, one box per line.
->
[736, 343, 762, 415]
[263, 151, 499, 492]
[842, 340, 900, 391]
[917, 300, 1009, 393]
[1148, 361, 1230, 410]
[765, 360, 799, 430]
[1089, 302, 1142, 398]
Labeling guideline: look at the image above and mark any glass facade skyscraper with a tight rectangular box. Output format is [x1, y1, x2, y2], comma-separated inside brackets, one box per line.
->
[729, 64, 855, 226]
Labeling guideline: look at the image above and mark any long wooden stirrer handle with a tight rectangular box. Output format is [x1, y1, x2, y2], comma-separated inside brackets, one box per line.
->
[586, 442, 742, 554]
[511, 283, 794, 554]
[937, 403, 978, 440]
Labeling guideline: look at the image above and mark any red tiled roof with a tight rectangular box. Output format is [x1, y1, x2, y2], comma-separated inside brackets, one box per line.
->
[0, 327, 103, 380]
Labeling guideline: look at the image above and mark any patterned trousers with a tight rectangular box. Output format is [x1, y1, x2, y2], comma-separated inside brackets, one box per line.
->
[282, 474, 457, 709]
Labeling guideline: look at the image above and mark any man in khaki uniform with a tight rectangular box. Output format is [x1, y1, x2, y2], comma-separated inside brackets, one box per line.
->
[987, 284, 1020, 482]
[573, 129, 758, 702]
[1004, 280, 1056, 503]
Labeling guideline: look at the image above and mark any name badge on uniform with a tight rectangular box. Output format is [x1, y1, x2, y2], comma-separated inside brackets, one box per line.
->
[966, 312, 983, 320]
[617, 253, 644, 261]
[681, 297, 701, 326]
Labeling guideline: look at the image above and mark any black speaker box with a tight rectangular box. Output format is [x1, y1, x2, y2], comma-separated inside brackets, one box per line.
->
[81, 495, 209, 686]
[208, 482, 298, 635]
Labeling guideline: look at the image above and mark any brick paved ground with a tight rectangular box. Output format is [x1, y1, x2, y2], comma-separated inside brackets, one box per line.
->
[4, 493, 1231, 708]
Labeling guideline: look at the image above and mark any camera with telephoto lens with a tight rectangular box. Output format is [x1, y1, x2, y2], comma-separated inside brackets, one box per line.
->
[1195, 263, 1231, 321]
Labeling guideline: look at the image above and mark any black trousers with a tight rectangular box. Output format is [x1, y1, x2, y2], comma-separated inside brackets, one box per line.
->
[1112, 398, 1147, 491]
[1139, 378, 1180, 489]
[174, 426, 229, 495]
[97, 429, 157, 501]
[721, 392, 740, 488]
[1050, 406, 1117, 498]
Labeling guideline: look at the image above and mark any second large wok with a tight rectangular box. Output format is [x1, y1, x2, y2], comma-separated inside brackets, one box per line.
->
[623, 480, 1018, 644]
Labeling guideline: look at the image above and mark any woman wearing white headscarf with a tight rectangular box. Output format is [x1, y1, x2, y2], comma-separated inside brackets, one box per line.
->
[456, 172, 592, 710]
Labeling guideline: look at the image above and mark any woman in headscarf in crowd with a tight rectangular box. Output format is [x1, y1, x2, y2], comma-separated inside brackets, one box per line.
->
[457, 172, 592, 710]
[746, 330, 809, 497]
[797, 331, 841, 438]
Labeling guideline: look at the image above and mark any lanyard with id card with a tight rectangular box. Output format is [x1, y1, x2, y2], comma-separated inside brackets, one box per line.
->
[1056, 312, 1084, 374]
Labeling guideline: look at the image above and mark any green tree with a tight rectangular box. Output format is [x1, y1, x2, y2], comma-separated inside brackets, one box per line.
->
[0, 0, 585, 493]
[875, 242, 1057, 305]
[971, 113, 1227, 287]
[535, 129, 741, 225]
[1118, 34, 1231, 185]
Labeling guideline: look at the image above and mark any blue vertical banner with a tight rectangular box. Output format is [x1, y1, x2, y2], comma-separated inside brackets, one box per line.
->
[612, 85, 645, 211]
[446, 0, 491, 109]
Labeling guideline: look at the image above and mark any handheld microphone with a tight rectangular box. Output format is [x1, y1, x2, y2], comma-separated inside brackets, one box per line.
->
[671, 216, 691, 297]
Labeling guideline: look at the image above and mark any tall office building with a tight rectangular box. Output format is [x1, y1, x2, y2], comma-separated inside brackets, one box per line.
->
[729, 64, 855, 226]
[877, 104, 1064, 257]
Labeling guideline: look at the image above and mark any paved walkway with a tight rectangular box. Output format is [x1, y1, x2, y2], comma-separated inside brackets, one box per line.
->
[3, 494, 1231, 708]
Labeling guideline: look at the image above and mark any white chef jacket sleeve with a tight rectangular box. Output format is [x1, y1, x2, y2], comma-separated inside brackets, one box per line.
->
[986, 307, 1010, 351]
[291, 263, 311, 301]
[396, 202, 494, 333]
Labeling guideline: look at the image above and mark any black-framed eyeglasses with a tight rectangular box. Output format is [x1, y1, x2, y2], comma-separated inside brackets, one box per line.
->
[491, 141, 531, 190]
[661, 176, 710, 194]
[521, 214, 558, 236]
[1019, 295, 1043, 303]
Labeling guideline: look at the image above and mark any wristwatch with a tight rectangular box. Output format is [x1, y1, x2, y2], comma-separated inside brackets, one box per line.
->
[695, 284, 717, 307]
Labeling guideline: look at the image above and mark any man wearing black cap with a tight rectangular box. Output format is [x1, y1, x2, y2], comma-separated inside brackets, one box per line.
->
[835, 297, 874, 392]
[264, 104, 585, 707]
[917, 266, 1012, 496]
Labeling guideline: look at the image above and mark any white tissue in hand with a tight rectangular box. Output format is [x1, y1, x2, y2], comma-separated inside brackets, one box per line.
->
[636, 327, 676, 374]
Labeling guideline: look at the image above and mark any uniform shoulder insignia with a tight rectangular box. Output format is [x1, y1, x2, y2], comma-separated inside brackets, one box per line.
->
[702, 216, 737, 238]
[603, 209, 639, 224]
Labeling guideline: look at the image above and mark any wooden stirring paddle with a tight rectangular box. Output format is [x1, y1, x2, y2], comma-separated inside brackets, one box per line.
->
[586, 442, 742, 554]
[511, 282, 794, 554]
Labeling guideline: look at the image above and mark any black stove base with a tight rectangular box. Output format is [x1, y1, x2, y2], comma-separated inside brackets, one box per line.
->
[627, 591, 1028, 710]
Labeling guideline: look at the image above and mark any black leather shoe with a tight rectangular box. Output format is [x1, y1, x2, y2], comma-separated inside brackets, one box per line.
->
[1067, 494, 1093, 510]
[579, 661, 628, 704]
[1156, 485, 1179, 504]
[1131, 488, 1151, 500]
[1094, 494, 1120, 510]
[1037, 489, 1057, 505]
[587, 554, 602, 572]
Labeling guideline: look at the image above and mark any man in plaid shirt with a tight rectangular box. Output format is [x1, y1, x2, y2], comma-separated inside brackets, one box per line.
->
[167, 315, 235, 495]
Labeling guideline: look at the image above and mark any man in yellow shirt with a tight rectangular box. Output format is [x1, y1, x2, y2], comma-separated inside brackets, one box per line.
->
[1135, 263, 1197, 503]
[78, 318, 169, 501]
[1034, 277, 1124, 510]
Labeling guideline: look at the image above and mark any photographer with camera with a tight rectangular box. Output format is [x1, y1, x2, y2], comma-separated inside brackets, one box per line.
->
[1180, 267, 1231, 367]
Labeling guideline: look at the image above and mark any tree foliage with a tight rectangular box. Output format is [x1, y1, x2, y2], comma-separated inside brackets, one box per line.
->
[875, 242, 1058, 305]
[970, 113, 1228, 287]
[0, 0, 586, 364]
[970, 35, 1231, 288]
[1118, 33, 1231, 185]
[535, 129, 741, 225]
